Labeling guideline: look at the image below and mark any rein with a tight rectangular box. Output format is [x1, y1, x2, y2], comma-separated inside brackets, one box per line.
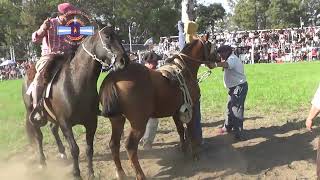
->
[197, 70, 212, 83]
[178, 53, 211, 64]
[176, 39, 215, 84]
[178, 38, 214, 65]
[82, 26, 117, 71]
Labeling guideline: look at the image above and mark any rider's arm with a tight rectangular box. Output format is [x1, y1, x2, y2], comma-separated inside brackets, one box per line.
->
[215, 62, 229, 68]
[32, 29, 46, 43]
[32, 19, 50, 43]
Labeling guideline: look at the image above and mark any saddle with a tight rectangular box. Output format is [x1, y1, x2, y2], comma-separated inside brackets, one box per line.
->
[158, 55, 184, 85]
[26, 54, 68, 97]
[26, 54, 69, 122]
[158, 56, 193, 124]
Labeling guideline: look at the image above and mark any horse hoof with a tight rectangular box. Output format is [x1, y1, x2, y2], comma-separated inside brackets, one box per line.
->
[38, 164, 46, 170]
[58, 153, 67, 160]
[193, 154, 200, 161]
[136, 174, 146, 180]
[116, 170, 127, 180]
[88, 174, 95, 180]
[74, 176, 83, 180]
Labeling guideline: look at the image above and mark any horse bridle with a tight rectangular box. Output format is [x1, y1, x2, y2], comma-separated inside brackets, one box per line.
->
[82, 26, 118, 71]
[176, 38, 216, 83]
[178, 38, 216, 66]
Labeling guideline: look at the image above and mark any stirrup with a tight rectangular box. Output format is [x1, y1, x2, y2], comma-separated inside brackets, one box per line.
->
[179, 103, 192, 124]
[29, 104, 47, 127]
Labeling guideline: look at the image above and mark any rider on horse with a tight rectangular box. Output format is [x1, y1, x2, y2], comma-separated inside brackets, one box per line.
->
[30, 3, 78, 122]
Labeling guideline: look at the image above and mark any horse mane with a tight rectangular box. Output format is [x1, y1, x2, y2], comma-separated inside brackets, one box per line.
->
[181, 39, 199, 53]
[165, 40, 199, 64]
[73, 34, 95, 55]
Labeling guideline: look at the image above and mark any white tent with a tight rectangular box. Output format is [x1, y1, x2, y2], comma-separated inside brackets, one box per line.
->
[144, 37, 153, 46]
[0, 60, 15, 66]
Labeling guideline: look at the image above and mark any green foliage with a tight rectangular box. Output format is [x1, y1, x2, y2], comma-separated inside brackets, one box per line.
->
[111, 0, 180, 43]
[233, 0, 270, 30]
[266, 0, 301, 29]
[232, 0, 320, 30]
[0, 0, 183, 58]
[197, 3, 226, 33]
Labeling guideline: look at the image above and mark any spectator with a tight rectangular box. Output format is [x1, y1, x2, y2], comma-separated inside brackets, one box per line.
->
[306, 84, 320, 130]
[140, 51, 160, 150]
[305, 84, 320, 178]
[213, 45, 248, 140]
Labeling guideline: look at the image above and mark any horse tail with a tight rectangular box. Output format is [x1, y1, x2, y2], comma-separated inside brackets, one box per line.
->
[100, 79, 121, 117]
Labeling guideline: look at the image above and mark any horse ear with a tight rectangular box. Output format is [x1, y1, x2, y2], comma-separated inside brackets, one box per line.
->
[200, 33, 209, 42]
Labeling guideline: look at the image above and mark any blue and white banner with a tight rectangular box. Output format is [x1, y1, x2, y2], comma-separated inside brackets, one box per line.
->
[80, 26, 95, 35]
[57, 26, 71, 35]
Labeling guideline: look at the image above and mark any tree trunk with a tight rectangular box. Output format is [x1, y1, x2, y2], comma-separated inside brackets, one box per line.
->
[181, 0, 196, 23]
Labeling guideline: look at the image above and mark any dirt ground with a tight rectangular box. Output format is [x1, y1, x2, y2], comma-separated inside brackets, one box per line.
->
[1, 111, 319, 180]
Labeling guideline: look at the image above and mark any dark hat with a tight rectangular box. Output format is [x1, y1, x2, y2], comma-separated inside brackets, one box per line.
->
[217, 45, 233, 53]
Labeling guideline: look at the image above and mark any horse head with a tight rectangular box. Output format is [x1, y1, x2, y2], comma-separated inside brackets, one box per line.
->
[89, 25, 129, 71]
[179, 33, 219, 69]
[199, 33, 220, 69]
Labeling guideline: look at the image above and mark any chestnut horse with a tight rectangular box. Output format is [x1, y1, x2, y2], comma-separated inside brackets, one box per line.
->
[22, 26, 129, 180]
[99, 36, 218, 180]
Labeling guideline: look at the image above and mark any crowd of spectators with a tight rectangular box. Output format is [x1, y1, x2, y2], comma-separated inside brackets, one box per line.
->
[145, 26, 320, 64]
[214, 26, 320, 63]
[0, 61, 29, 81]
[4, 26, 319, 81]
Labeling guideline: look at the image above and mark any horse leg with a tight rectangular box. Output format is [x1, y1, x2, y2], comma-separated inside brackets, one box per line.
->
[60, 121, 81, 179]
[84, 117, 97, 180]
[172, 113, 187, 153]
[33, 125, 46, 168]
[26, 111, 36, 146]
[125, 124, 147, 180]
[109, 116, 126, 180]
[49, 123, 67, 159]
[26, 113, 46, 166]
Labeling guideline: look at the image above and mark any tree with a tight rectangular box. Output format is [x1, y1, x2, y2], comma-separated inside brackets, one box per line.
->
[196, 3, 226, 33]
[266, 0, 302, 29]
[226, 0, 239, 13]
[231, 0, 320, 30]
[299, 0, 320, 26]
[0, 0, 183, 59]
[232, 0, 270, 30]
[111, 0, 180, 43]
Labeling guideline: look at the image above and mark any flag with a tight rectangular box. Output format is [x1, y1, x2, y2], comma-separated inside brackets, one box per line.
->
[80, 26, 95, 35]
[57, 26, 71, 35]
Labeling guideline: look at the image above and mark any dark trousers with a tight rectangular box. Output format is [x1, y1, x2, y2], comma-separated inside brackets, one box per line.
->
[194, 99, 202, 141]
[224, 82, 248, 132]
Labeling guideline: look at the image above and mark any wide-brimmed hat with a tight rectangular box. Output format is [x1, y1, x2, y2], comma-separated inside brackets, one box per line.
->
[58, 3, 77, 14]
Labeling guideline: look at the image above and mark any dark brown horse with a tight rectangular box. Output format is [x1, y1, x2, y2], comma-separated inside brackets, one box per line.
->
[99, 35, 218, 180]
[22, 26, 129, 180]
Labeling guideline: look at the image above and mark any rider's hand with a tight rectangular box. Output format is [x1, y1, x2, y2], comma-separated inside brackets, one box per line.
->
[40, 18, 51, 31]
[306, 118, 313, 131]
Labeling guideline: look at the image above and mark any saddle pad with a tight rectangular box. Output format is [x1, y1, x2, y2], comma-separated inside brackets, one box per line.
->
[26, 65, 61, 98]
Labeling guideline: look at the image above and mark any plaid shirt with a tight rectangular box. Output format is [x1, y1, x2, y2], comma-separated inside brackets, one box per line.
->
[32, 17, 71, 56]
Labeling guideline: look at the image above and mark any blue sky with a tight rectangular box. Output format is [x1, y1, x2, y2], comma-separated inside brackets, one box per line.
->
[198, 0, 230, 12]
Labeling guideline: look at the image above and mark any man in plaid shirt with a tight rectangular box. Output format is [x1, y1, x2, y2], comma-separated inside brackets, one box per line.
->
[30, 3, 77, 122]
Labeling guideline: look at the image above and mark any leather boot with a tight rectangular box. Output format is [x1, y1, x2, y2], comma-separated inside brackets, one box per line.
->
[31, 83, 45, 122]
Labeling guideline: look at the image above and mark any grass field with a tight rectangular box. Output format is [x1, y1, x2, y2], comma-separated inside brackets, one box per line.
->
[0, 62, 320, 157]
